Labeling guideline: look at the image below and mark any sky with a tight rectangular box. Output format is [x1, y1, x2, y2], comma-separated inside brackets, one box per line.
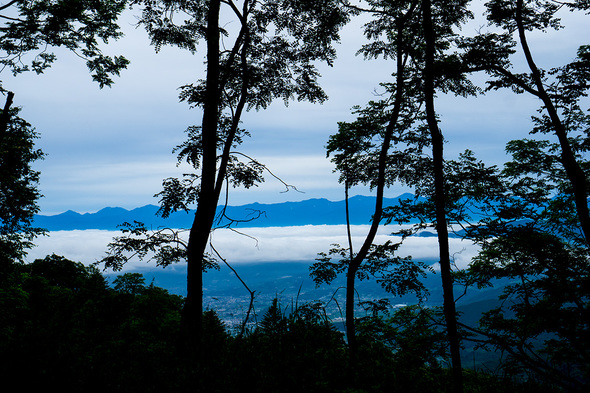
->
[3, 2, 589, 216]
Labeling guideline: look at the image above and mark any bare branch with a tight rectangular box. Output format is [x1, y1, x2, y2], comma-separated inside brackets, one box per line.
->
[230, 150, 304, 193]
[209, 242, 256, 336]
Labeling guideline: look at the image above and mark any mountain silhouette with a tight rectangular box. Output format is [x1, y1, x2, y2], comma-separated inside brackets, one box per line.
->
[33, 194, 419, 231]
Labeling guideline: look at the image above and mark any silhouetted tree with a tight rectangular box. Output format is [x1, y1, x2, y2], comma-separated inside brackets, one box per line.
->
[1, 254, 185, 392]
[447, 4, 590, 385]
[443, 141, 590, 390]
[126, 0, 349, 357]
[311, 0, 426, 360]
[421, 0, 464, 390]
[0, 98, 43, 275]
[460, 0, 590, 245]
[312, 4, 476, 390]
[1, 0, 129, 276]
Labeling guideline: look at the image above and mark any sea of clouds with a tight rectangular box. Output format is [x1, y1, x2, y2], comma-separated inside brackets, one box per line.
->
[25, 225, 480, 272]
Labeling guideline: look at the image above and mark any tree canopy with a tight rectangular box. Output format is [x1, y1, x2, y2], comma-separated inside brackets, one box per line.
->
[0, 0, 129, 88]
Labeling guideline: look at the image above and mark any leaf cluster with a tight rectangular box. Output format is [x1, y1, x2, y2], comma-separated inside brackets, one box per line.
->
[327, 99, 431, 189]
[356, 305, 449, 371]
[465, 227, 590, 390]
[99, 220, 219, 272]
[486, 0, 564, 33]
[139, 0, 349, 111]
[382, 150, 505, 239]
[0, 0, 130, 87]
[311, 239, 433, 303]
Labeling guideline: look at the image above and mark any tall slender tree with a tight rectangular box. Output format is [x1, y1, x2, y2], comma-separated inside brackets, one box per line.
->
[312, 6, 476, 389]
[317, 0, 426, 360]
[127, 0, 349, 354]
[460, 0, 590, 245]
[421, 1, 463, 390]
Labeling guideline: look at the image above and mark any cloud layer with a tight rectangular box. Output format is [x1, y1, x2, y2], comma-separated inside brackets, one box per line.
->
[26, 225, 480, 272]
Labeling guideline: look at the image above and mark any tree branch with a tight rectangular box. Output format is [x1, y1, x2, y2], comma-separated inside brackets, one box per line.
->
[209, 242, 256, 336]
[0, 0, 18, 12]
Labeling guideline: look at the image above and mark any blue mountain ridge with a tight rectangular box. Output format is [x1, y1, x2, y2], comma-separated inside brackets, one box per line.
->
[33, 193, 421, 231]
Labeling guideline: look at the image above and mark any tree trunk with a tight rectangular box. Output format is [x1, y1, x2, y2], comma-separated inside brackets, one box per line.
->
[184, 0, 221, 362]
[345, 19, 406, 360]
[0, 91, 14, 147]
[421, 1, 463, 392]
[515, 0, 590, 246]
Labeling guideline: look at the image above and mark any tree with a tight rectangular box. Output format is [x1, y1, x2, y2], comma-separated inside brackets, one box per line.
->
[311, 3, 475, 390]
[0, 99, 44, 275]
[466, 229, 590, 390]
[118, 0, 349, 358]
[312, 92, 432, 359]
[459, 0, 590, 245]
[447, 4, 590, 386]
[310, 0, 427, 361]
[355, 304, 450, 391]
[420, 0, 468, 390]
[1, 254, 185, 392]
[452, 137, 590, 389]
[112, 272, 146, 295]
[0, 0, 129, 276]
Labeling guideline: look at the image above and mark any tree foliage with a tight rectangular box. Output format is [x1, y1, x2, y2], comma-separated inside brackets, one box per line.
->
[0, 254, 185, 392]
[0, 103, 44, 272]
[137, 0, 350, 219]
[450, 137, 590, 390]
[0, 254, 567, 392]
[314, 5, 478, 389]
[460, 0, 590, 244]
[312, 240, 432, 302]
[434, 3, 590, 387]
[0, 0, 129, 88]
[1, 0, 130, 277]
[109, 0, 351, 355]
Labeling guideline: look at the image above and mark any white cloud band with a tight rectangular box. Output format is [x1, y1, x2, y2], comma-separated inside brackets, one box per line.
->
[26, 225, 480, 272]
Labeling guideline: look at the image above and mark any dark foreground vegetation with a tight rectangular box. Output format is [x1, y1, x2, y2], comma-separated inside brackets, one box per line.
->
[0, 254, 573, 393]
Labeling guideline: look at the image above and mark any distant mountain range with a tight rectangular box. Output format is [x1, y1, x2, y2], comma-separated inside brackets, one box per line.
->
[33, 194, 420, 231]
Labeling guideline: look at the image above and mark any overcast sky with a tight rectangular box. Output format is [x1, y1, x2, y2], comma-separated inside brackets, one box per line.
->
[3, 3, 588, 215]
